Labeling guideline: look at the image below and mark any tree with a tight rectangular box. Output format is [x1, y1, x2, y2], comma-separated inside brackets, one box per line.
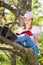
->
[0, 0, 39, 65]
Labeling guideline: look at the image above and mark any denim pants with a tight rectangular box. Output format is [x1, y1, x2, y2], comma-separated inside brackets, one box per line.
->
[16, 34, 38, 56]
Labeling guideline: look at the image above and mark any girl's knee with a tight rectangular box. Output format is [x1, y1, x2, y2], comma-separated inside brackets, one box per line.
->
[24, 34, 30, 39]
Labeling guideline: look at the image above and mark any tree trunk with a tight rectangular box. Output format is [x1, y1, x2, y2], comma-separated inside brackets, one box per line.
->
[19, 0, 32, 15]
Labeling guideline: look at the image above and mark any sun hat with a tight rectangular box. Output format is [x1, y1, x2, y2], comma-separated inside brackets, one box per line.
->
[23, 11, 34, 19]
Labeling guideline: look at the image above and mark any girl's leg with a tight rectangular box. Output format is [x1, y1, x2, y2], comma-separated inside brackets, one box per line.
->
[16, 34, 38, 56]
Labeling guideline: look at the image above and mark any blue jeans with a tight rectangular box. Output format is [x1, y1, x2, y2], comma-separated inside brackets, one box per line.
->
[16, 34, 38, 56]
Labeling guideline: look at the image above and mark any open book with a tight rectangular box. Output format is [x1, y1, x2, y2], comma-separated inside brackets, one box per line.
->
[16, 29, 33, 36]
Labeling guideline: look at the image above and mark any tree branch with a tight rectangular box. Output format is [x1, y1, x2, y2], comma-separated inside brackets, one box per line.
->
[0, 36, 34, 55]
[0, 1, 19, 15]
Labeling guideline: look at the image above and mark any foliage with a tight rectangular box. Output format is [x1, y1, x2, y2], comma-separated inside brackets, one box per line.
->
[32, 0, 43, 65]
[37, 33, 43, 65]
[0, 50, 11, 65]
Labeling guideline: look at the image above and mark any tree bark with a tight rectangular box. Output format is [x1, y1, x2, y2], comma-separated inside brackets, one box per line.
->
[19, 0, 32, 15]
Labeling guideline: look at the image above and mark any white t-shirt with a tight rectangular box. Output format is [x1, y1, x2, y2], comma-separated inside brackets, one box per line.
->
[31, 26, 40, 34]
[30, 26, 40, 48]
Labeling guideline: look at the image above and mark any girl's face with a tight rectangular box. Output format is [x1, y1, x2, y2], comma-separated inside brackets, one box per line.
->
[24, 17, 33, 29]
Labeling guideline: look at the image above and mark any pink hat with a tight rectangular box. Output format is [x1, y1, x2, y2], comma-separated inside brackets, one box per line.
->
[24, 11, 34, 19]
